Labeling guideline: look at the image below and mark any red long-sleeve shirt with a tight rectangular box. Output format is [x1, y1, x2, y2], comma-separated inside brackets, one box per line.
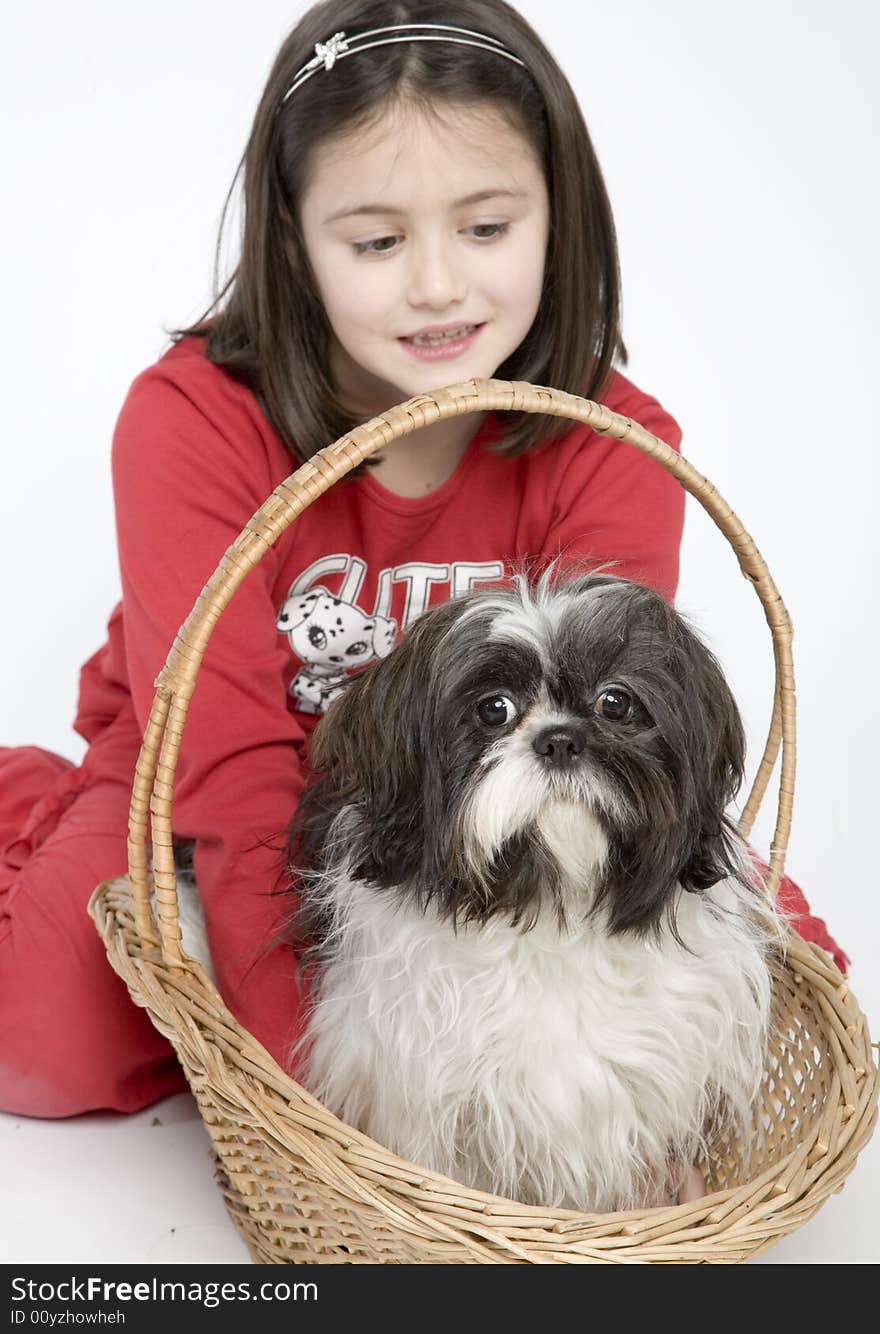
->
[74, 335, 685, 1071]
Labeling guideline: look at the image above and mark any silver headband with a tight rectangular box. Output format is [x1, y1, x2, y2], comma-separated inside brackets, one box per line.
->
[281, 23, 526, 104]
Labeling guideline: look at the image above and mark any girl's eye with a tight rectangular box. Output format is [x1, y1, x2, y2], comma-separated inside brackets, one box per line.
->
[351, 222, 510, 256]
[593, 688, 634, 723]
[466, 222, 510, 241]
[477, 695, 519, 727]
[352, 235, 400, 256]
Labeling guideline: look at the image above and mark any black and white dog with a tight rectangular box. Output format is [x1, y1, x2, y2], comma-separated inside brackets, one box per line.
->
[286, 569, 782, 1213]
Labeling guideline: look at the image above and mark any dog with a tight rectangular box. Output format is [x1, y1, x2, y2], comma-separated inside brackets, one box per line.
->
[276, 585, 397, 714]
[285, 568, 784, 1213]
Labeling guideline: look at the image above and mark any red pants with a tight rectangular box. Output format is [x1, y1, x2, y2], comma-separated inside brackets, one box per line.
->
[0, 745, 187, 1118]
[0, 744, 849, 1120]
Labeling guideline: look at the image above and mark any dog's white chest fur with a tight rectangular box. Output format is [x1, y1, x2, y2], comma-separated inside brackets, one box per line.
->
[299, 810, 773, 1213]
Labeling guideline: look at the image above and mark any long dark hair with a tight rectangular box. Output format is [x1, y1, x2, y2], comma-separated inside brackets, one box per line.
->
[168, 0, 628, 473]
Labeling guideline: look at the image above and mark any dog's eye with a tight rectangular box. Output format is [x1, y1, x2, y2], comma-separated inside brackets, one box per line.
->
[477, 695, 518, 727]
[594, 687, 634, 723]
[308, 625, 327, 649]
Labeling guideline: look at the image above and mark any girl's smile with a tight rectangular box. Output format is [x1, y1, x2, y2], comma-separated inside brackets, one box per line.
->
[398, 320, 486, 361]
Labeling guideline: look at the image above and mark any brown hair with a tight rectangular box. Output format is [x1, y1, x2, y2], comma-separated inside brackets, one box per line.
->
[168, 0, 628, 473]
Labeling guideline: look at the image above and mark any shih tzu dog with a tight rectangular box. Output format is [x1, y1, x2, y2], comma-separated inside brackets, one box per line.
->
[285, 568, 783, 1214]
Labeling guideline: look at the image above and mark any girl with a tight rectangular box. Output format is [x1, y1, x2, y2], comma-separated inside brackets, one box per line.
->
[0, 0, 847, 1120]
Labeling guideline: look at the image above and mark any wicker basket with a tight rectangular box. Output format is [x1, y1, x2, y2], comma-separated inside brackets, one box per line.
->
[89, 379, 878, 1264]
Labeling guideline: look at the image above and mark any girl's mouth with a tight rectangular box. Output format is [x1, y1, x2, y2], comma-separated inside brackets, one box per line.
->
[398, 323, 485, 361]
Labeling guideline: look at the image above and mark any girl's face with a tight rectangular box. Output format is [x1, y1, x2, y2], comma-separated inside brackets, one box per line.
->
[299, 100, 550, 415]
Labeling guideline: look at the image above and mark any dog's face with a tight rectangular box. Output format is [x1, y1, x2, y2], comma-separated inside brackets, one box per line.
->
[291, 572, 747, 938]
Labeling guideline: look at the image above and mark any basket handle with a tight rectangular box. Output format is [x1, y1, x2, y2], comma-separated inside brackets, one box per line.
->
[127, 378, 794, 963]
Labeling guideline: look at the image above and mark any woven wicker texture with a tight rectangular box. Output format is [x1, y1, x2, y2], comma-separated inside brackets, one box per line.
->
[89, 378, 879, 1263]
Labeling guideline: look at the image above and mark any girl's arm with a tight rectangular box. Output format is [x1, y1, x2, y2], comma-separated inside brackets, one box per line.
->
[542, 378, 685, 604]
[112, 362, 313, 1069]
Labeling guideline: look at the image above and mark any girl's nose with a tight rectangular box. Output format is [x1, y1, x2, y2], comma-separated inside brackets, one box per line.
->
[406, 234, 467, 309]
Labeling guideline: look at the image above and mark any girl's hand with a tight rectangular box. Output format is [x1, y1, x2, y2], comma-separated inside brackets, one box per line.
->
[675, 1164, 707, 1204]
[634, 1163, 707, 1209]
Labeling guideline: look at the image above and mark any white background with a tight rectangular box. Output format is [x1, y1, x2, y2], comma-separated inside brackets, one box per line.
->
[1, 0, 877, 1264]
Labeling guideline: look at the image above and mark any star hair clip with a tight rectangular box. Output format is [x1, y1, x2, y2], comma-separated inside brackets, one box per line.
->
[306, 31, 349, 74]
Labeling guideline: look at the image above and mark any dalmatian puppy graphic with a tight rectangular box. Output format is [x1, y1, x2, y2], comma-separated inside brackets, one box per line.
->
[276, 585, 398, 714]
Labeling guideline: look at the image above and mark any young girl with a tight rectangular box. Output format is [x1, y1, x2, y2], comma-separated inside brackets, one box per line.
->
[0, 0, 847, 1120]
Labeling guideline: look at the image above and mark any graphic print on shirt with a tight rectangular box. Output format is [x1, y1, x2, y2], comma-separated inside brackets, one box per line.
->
[276, 553, 506, 715]
[275, 585, 396, 715]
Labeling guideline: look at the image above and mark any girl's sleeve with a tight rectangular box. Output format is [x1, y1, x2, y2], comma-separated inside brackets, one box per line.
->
[111, 367, 312, 1070]
[542, 390, 685, 603]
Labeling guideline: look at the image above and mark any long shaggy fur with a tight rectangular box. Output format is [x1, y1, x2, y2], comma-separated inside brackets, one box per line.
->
[285, 569, 784, 1212]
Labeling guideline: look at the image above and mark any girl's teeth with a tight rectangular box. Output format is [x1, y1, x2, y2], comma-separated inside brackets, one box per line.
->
[410, 325, 475, 346]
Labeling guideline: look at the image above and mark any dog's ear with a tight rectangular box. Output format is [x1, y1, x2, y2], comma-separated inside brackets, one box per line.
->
[303, 664, 384, 782]
[306, 595, 458, 783]
[596, 611, 749, 935]
[677, 672, 747, 893]
[287, 663, 396, 879]
[291, 597, 471, 886]
[674, 621, 748, 894]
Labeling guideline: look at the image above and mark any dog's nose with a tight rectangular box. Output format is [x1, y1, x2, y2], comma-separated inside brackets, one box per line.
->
[533, 725, 587, 768]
